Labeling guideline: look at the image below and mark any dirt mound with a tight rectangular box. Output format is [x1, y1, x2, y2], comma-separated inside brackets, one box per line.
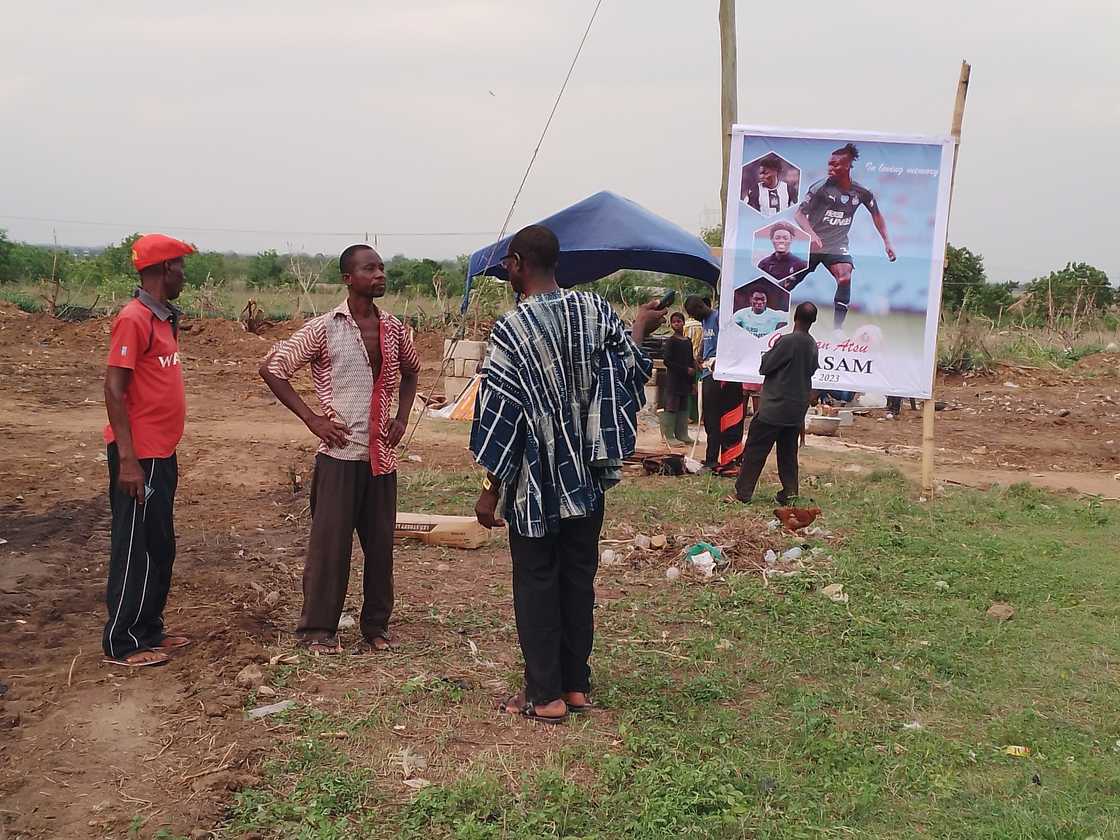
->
[1072, 351, 1120, 377]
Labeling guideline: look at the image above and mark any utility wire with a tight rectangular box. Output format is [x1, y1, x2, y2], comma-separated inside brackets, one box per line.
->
[402, 0, 607, 451]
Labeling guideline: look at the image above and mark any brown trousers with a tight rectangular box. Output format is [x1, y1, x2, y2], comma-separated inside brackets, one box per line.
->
[296, 454, 396, 643]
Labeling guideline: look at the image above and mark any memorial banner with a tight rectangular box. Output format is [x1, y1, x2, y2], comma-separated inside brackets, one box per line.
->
[715, 126, 955, 398]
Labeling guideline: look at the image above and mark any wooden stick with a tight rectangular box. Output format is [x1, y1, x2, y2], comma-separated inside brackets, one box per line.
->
[67, 649, 80, 688]
[922, 60, 971, 496]
[718, 0, 738, 214]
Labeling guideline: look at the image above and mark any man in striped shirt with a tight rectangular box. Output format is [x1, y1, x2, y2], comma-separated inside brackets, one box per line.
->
[260, 245, 419, 654]
[471, 225, 665, 723]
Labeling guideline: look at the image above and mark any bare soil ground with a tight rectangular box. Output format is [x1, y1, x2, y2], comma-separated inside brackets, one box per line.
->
[0, 303, 1117, 837]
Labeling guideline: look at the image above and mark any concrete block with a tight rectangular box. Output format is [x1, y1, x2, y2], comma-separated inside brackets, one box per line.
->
[444, 376, 472, 399]
[457, 340, 486, 362]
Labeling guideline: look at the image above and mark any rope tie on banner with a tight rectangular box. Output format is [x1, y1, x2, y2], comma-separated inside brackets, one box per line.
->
[402, 0, 606, 451]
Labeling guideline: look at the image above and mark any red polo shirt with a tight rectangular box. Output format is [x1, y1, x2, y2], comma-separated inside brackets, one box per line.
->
[103, 296, 186, 459]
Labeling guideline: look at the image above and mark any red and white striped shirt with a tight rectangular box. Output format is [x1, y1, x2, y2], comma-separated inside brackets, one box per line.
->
[265, 301, 420, 475]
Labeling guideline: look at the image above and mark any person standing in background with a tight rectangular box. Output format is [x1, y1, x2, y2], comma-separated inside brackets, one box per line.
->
[735, 302, 820, 504]
[658, 312, 696, 445]
[684, 295, 745, 474]
[683, 308, 703, 425]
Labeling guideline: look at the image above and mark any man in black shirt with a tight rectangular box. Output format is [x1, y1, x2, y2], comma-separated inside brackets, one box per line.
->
[735, 302, 819, 504]
[788, 144, 895, 329]
[758, 223, 807, 283]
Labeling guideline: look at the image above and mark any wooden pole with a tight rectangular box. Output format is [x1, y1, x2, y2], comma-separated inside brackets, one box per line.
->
[718, 0, 737, 215]
[921, 60, 971, 497]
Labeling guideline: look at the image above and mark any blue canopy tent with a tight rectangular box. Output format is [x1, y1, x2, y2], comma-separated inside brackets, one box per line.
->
[461, 191, 721, 311]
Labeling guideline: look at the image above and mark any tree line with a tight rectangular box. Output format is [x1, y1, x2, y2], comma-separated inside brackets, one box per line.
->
[0, 229, 1113, 322]
[943, 245, 1114, 325]
[0, 230, 711, 308]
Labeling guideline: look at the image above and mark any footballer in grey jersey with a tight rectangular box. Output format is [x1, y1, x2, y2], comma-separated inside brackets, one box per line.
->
[788, 143, 896, 329]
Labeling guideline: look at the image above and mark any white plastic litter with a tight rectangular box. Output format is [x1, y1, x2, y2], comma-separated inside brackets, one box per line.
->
[247, 700, 296, 719]
[689, 551, 716, 578]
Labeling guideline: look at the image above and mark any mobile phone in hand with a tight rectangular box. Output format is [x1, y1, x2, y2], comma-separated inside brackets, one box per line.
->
[655, 290, 676, 310]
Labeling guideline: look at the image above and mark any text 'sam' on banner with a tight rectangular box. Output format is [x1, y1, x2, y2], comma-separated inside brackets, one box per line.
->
[714, 125, 956, 399]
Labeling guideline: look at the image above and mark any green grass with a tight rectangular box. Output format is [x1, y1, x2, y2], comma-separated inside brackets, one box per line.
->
[0, 287, 44, 313]
[938, 316, 1119, 372]
[218, 469, 1120, 839]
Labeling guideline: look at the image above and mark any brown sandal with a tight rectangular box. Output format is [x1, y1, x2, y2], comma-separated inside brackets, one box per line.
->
[352, 634, 394, 654]
[103, 650, 171, 668]
[154, 635, 191, 651]
[298, 636, 342, 655]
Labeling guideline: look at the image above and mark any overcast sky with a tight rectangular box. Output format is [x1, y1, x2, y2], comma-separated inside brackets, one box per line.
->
[2, 0, 1117, 284]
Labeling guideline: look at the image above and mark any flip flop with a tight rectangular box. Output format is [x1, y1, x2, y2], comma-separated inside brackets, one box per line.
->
[298, 637, 342, 655]
[102, 650, 171, 668]
[499, 694, 568, 725]
[566, 700, 595, 714]
[351, 635, 395, 655]
[154, 635, 191, 651]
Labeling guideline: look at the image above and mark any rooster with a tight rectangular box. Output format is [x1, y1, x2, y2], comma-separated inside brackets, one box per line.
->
[774, 505, 821, 532]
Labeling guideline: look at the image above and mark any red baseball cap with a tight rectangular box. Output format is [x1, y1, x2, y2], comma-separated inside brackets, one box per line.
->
[131, 233, 197, 271]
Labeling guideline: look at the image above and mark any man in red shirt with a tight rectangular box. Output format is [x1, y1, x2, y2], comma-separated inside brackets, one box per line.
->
[102, 234, 195, 667]
[260, 244, 420, 654]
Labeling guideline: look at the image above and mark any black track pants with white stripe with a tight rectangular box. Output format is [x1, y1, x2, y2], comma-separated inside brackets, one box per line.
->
[102, 443, 178, 659]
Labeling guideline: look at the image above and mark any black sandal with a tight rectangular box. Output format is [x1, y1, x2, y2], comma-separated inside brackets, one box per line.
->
[499, 694, 568, 725]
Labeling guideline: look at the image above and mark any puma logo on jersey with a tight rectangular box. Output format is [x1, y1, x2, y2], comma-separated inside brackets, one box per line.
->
[158, 352, 181, 368]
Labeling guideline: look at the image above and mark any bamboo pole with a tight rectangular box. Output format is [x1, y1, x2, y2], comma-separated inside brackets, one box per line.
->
[718, 0, 737, 214]
[922, 60, 971, 496]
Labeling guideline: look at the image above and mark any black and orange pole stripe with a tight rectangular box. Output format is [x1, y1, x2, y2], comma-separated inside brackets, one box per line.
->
[715, 382, 746, 474]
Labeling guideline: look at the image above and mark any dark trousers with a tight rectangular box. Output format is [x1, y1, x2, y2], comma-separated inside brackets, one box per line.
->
[103, 444, 178, 659]
[735, 418, 801, 503]
[508, 507, 605, 704]
[297, 454, 396, 643]
[702, 377, 746, 468]
[886, 396, 919, 414]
